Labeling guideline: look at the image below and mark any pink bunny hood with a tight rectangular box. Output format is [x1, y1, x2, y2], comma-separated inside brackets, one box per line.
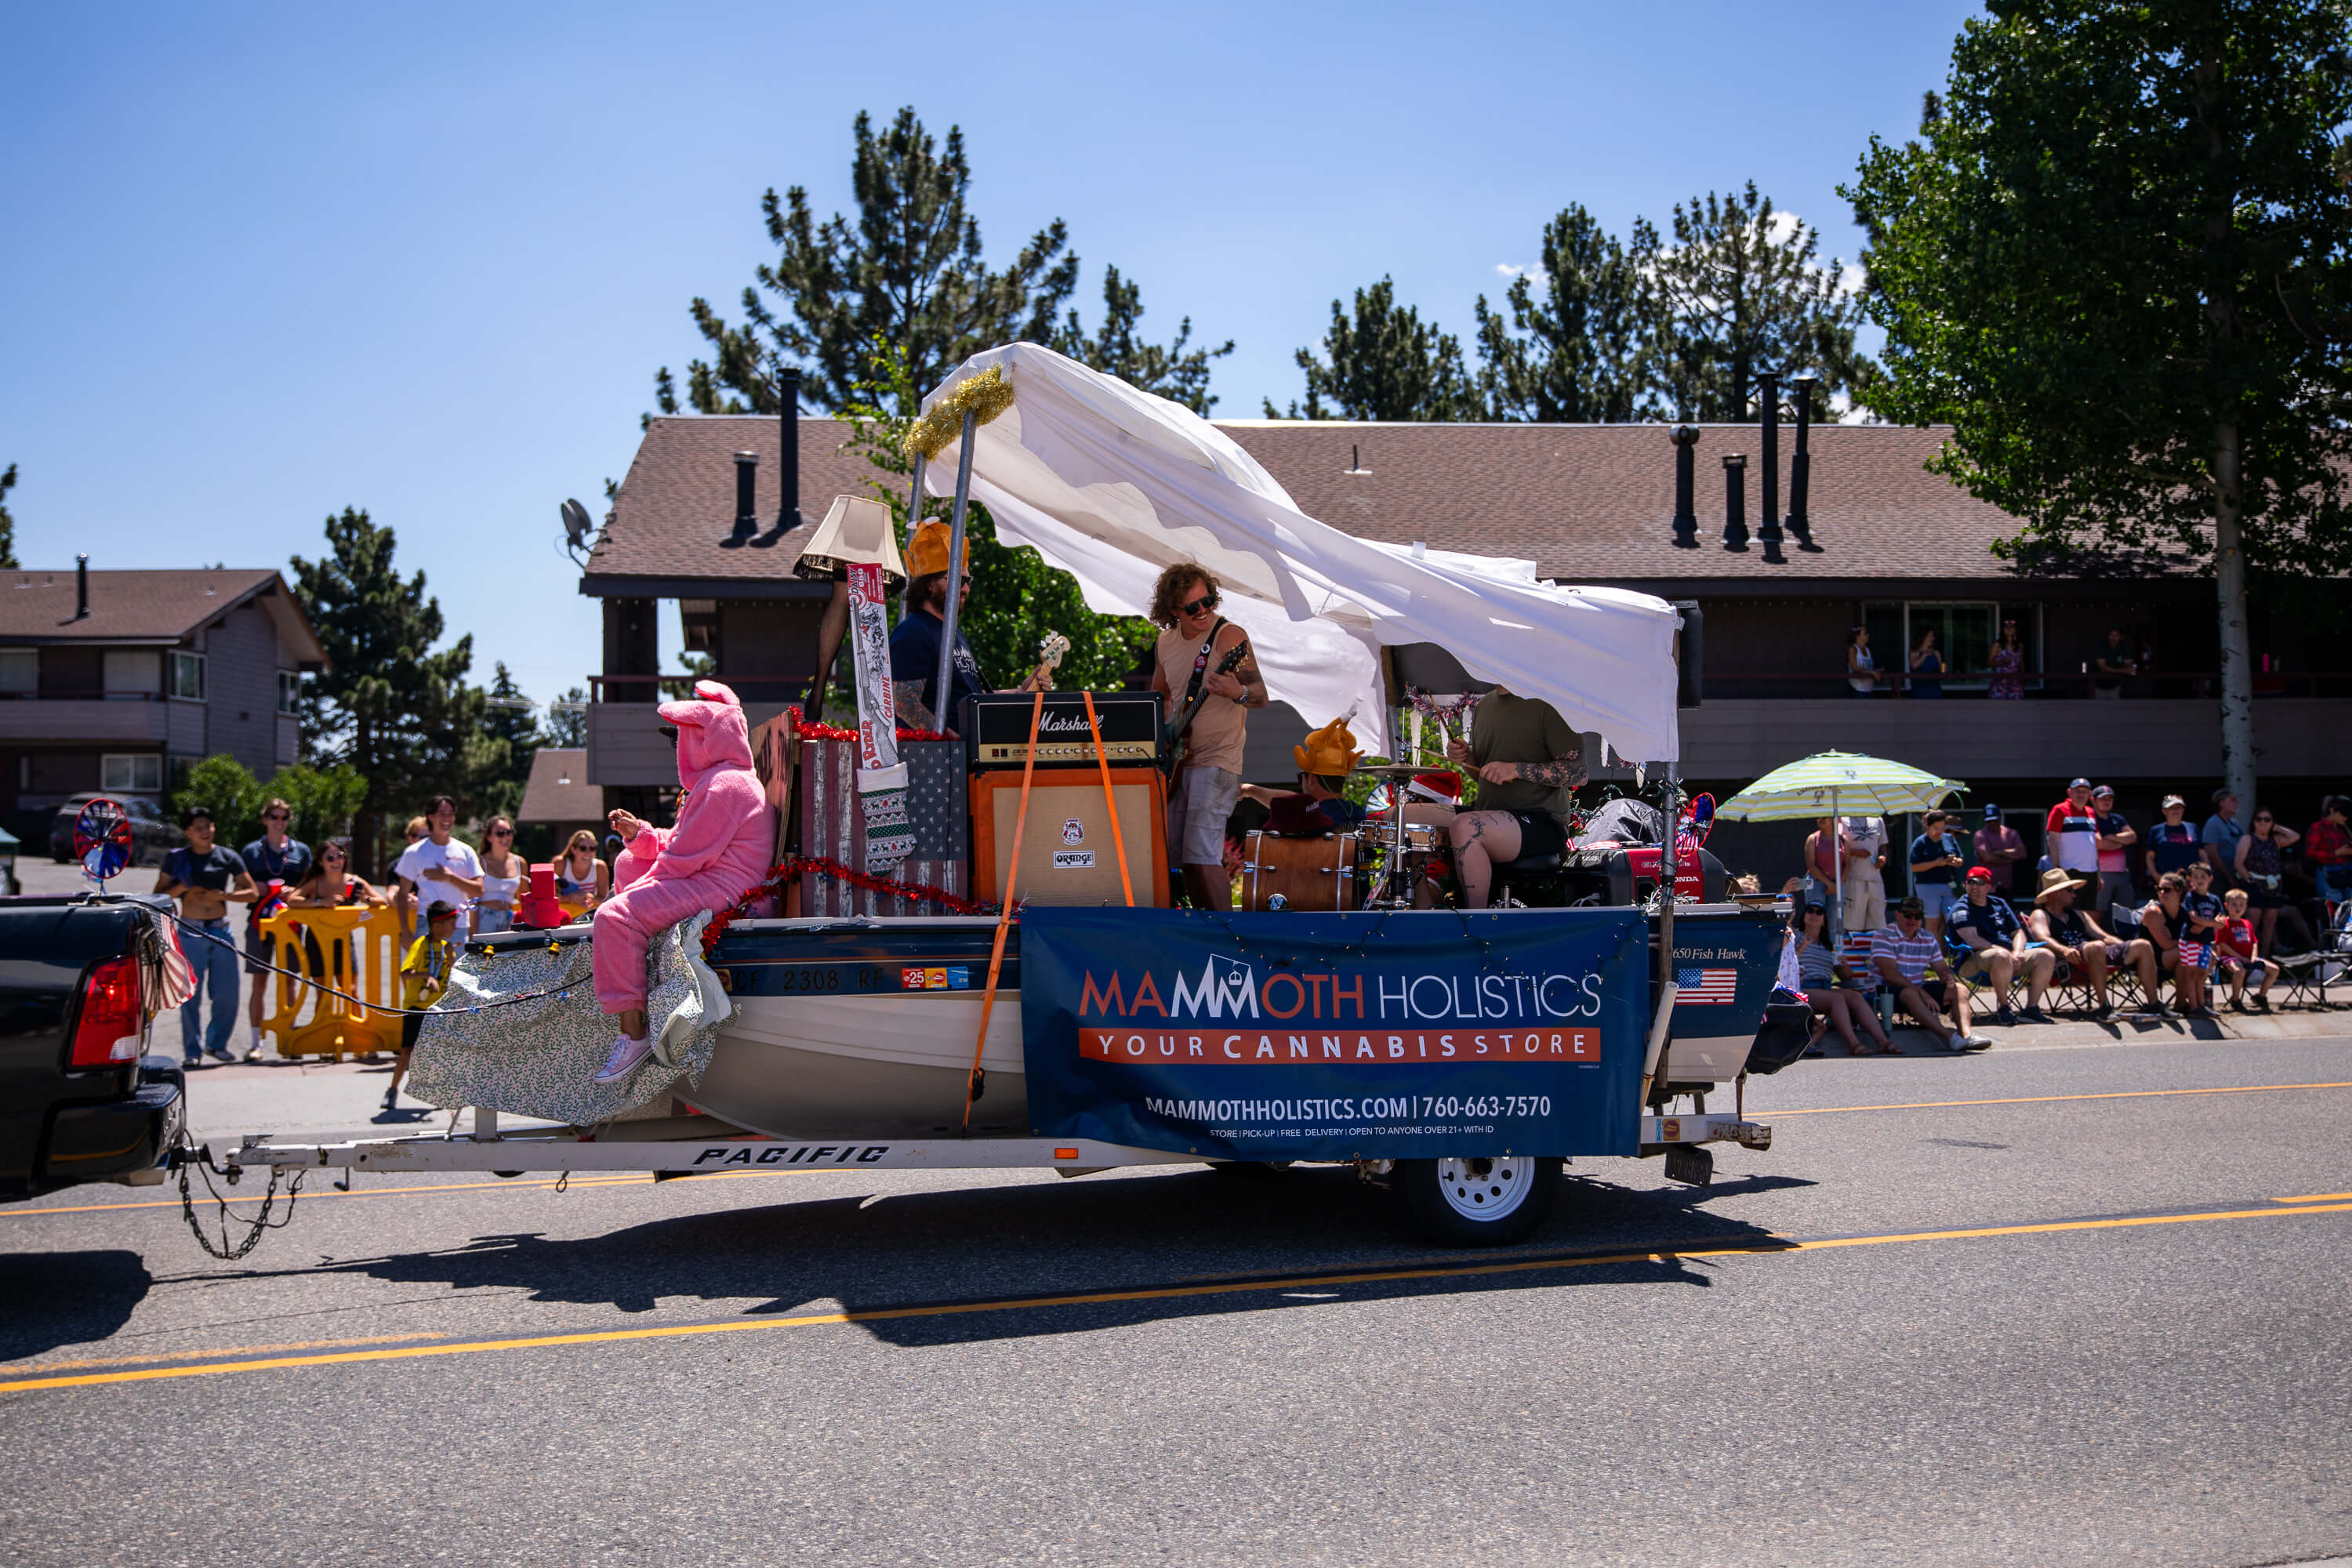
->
[658, 680, 755, 790]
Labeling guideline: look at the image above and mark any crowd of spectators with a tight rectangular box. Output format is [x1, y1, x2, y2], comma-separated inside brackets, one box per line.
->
[1790, 782, 2347, 1047]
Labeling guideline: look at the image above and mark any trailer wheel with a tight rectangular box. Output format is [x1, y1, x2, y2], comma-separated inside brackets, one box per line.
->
[1394, 1156, 1561, 1247]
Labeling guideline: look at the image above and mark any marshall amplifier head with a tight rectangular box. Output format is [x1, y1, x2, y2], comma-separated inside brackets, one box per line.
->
[961, 690, 1165, 770]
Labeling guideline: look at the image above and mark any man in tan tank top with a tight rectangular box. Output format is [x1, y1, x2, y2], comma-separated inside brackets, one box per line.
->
[1147, 562, 1264, 909]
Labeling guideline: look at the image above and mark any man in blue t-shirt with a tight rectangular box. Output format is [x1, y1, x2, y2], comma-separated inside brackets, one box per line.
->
[1951, 865, 2056, 1025]
[238, 797, 311, 1059]
[2201, 789, 2244, 890]
[1907, 808, 1966, 937]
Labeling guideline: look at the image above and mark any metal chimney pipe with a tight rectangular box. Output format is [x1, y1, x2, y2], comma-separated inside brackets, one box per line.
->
[1788, 375, 1817, 544]
[74, 554, 89, 620]
[1757, 372, 1783, 548]
[731, 451, 758, 539]
[776, 368, 803, 531]
[1721, 454, 1749, 550]
[1670, 426, 1700, 546]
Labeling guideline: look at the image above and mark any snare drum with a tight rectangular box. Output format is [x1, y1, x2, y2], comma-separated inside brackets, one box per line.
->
[1240, 830, 1362, 912]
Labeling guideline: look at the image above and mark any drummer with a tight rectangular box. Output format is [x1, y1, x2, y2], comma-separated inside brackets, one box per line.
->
[1420, 687, 1586, 909]
[1239, 717, 1369, 835]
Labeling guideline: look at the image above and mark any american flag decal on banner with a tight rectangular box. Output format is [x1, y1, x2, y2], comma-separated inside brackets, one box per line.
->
[1677, 967, 1740, 1004]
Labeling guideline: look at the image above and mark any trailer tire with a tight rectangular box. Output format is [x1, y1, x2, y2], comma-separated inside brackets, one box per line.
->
[1394, 1156, 1561, 1247]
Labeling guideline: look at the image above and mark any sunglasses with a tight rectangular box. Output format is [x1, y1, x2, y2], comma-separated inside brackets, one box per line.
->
[490, 827, 513, 837]
[263, 811, 289, 822]
[1180, 593, 1218, 617]
[2254, 815, 2274, 823]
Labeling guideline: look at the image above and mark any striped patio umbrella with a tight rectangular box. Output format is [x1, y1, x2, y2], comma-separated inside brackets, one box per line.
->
[1717, 750, 1967, 934]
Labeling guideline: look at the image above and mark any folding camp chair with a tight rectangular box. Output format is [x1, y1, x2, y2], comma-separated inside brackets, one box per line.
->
[1838, 929, 1890, 1029]
[2276, 902, 2351, 1010]
[2101, 899, 2166, 1015]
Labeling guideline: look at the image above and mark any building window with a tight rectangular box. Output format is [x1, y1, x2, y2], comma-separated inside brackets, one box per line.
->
[1863, 601, 2039, 692]
[169, 651, 207, 701]
[103, 649, 161, 697]
[101, 753, 163, 793]
[277, 670, 301, 714]
[0, 648, 33, 695]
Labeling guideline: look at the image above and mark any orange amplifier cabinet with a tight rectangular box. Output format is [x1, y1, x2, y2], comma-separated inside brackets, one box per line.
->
[971, 768, 1168, 908]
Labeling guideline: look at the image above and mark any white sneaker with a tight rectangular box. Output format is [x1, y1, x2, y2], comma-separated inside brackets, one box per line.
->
[593, 1035, 655, 1083]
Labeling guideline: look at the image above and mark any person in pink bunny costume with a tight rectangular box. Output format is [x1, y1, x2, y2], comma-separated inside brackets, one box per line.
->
[591, 680, 771, 1083]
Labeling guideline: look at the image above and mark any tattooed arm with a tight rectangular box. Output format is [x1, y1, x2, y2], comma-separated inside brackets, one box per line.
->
[1477, 753, 1586, 789]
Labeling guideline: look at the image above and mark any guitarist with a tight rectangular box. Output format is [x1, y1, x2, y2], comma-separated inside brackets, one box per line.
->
[1148, 563, 1264, 909]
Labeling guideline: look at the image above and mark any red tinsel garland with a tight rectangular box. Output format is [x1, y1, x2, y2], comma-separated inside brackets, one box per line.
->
[703, 854, 1002, 950]
[793, 718, 955, 746]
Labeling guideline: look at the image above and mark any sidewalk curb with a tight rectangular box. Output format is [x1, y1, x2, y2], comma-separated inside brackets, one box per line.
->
[1816, 1004, 2349, 1058]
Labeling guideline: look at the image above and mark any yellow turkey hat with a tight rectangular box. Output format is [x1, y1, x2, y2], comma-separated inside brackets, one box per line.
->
[1294, 717, 1364, 777]
[906, 519, 953, 578]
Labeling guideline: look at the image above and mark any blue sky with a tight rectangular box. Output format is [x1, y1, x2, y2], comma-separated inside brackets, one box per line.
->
[0, 1, 1980, 707]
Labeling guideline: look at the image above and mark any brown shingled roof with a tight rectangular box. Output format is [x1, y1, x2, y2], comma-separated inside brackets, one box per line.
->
[587, 416, 885, 586]
[0, 568, 325, 662]
[591, 415, 2194, 591]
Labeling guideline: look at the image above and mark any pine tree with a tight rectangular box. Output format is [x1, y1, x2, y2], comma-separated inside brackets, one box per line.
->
[661, 107, 1080, 415]
[0, 464, 18, 570]
[1269, 278, 1480, 420]
[289, 508, 488, 873]
[1053, 265, 1233, 414]
[1633, 181, 1875, 422]
[1845, 0, 2352, 808]
[1475, 205, 1656, 423]
[542, 686, 589, 749]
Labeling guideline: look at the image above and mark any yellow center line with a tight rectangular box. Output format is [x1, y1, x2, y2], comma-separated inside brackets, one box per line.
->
[2274, 1192, 2352, 1203]
[1772, 1080, 2352, 1117]
[5, 1200, 2347, 1396]
[10, 1333, 452, 1374]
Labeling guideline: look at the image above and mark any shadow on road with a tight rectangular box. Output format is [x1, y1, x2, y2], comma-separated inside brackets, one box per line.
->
[278, 1166, 1802, 1345]
[0, 1249, 152, 1360]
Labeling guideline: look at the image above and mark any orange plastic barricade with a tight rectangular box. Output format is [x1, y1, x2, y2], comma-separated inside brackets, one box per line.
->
[255, 906, 406, 1058]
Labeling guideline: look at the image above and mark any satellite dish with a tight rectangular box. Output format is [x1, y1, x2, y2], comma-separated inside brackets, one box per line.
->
[561, 499, 593, 550]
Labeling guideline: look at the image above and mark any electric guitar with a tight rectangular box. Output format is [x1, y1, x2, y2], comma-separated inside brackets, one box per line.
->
[1161, 636, 1252, 788]
[1024, 631, 1070, 693]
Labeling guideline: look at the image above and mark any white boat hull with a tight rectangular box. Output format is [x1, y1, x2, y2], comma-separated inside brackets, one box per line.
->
[684, 990, 1032, 1139]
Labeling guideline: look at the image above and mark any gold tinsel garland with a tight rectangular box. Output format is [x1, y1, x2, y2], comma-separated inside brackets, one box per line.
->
[902, 365, 1016, 461]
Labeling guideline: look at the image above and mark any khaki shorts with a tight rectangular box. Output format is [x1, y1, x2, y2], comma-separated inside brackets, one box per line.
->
[1168, 765, 1241, 867]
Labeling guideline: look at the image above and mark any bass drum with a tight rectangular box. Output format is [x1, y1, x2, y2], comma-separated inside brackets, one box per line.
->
[1240, 830, 1362, 913]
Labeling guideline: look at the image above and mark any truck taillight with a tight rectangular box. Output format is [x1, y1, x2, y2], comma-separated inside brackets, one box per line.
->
[69, 956, 144, 1069]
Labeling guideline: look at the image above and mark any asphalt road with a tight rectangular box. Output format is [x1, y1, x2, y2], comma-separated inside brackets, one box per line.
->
[5, 1025, 2350, 1566]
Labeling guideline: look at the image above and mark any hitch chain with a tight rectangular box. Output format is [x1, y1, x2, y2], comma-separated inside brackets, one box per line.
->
[172, 1134, 303, 1261]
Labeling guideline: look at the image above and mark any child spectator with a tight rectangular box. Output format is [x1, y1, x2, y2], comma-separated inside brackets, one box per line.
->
[2090, 786, 2136, 908]
[390, 904, 458, 1112]
[1973, 804, 2029, 896]
[2215, 887, 2280, 1013]
[2177, 866, 2225, 1018]
[1872, 895, 1993, 1051]
[1907, 809, 1966, 936]
[2047, 779, 2102, 906]
[2143, 795, 2202, 887]
[1951, 866, 2056, 1025]
[2307, 796, 2352, 909]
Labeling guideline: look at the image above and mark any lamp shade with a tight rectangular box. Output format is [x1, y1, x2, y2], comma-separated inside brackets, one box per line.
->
[793, 495, 907, 586]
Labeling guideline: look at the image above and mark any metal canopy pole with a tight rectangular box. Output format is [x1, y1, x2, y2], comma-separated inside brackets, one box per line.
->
[934, 410, 978, 732]
[902, 451, 929, 615]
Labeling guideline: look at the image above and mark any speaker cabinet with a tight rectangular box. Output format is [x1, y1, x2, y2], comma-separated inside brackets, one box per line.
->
[971, 768, 1168, 908]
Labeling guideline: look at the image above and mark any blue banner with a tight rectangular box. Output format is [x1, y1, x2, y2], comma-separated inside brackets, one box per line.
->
[1019, 907, 1650, 1160]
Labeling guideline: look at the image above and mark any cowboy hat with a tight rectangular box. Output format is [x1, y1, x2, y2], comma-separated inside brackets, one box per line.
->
[2033, 866, 2089, 904]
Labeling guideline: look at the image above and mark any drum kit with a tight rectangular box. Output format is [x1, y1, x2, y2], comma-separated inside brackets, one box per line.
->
[1237, 763, 1451, 913]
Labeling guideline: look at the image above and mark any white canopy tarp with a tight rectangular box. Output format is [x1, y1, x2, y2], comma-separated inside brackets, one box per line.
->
[919, 343, 1682, 764]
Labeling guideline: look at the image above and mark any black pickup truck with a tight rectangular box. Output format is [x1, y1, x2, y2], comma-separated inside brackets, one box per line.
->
[0, 893, 186, 1201]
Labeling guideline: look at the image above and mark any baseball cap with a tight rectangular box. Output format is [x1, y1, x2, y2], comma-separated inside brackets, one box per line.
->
[2161, 793, 2185, 808]
[1965, 865, 1993, 882]
[1981, 802, 2002, 823]
[2069, 777, 2092, 790]
[1896, 895, 1926, 916]
[2092, 784, 2114, 799]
